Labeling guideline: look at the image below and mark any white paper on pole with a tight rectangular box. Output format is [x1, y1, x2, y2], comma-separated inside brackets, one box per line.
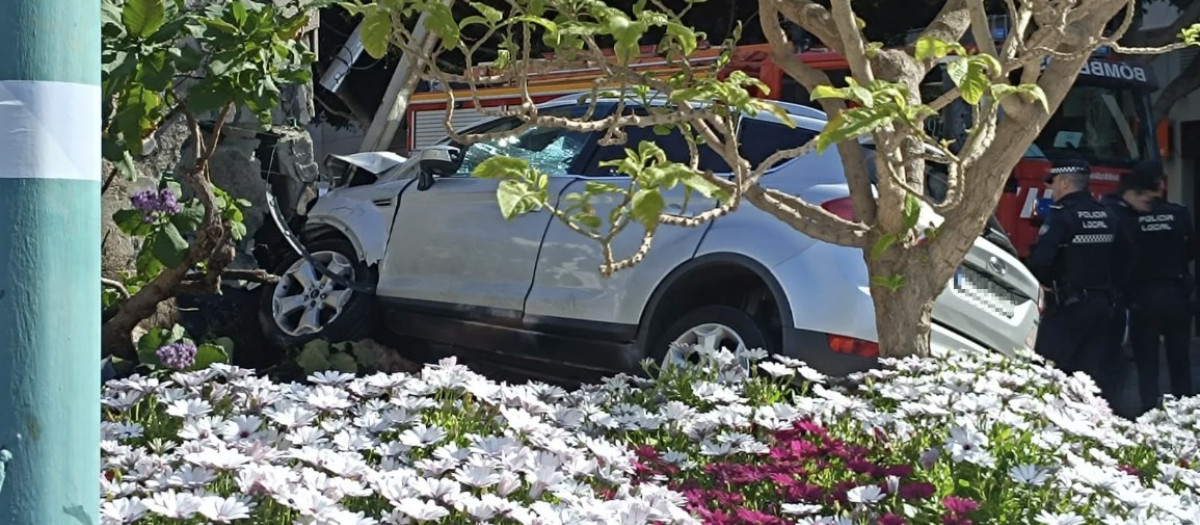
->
[0, 80, 101, 181]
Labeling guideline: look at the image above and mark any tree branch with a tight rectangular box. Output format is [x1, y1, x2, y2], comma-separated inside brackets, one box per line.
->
[101, 278, 130, 300]
[829, 0, 875, 83]
[909, 0, 971, 66]
[763, 0, 877, 224]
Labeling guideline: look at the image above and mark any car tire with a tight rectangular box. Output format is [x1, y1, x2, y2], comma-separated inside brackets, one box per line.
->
[258, 238, 376, 349]
[651, 304, 775, 369]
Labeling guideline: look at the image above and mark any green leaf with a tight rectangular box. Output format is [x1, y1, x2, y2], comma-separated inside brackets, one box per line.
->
[871, 274, 907, 292]
[496, 180, 538, 219]
[150, 222, 189, 268]
[945, 58, 968, 89]
[810, 85, 850, 101]
[231, 0, 248, 26]
[572, 213, 603, 231]
[229, 221, 247, 241]
[296, 342, 332, 374]
[170, 202, 205, 233]
[361, 9, 393, 59]
[630, 188, 665, 228]
[849, 85, 874, 107]
[870, 233, 898, 261]
[424, 0, 461, 50]
[122, 0, 166, 38]
[113, 209, 155, 237]
[902, 193, 921, 231]
[584, 181, 621, 195]
[186, 81, 230, 114]
[914, 36, 950, 61]
[665, 21, 697, 56]
[748, 99, 796, 128]
[136, 327, 170, 365]
[191, 343, 230, 370]
[814, 106, 893, 153]
[213, 337, 236, 354]
[474, 156, 529, 179]
[667, 167, 725, 199]
[329, 352, 358, 374]
[959, 59, 991, 105]
[169, 323, 186, 343]
[469, 1, 503, 23]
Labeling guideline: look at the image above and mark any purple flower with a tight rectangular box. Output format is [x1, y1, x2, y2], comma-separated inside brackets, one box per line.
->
[158, 188, 181, 214]
[131, 190, 158, 213]
[898, 482, 936, 500]
[156, 341, 197, 370]
[879, 514, 909, 525]
[943, 495, 980, 515]
[129, 188, 182, 222]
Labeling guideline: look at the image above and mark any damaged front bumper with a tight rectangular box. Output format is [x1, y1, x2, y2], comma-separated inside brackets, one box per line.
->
[263, 190, 376, 295]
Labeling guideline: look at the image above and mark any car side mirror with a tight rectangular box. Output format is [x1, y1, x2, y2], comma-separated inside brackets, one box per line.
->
[416, 145, 462, 191]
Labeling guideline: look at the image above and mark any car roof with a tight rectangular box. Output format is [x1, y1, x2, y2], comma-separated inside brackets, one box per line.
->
[541, 90, 828, 132]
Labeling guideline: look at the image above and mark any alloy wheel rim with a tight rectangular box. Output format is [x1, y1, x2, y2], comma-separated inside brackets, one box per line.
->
[271, 251, 356, 337]
[665, 322, 749, 369]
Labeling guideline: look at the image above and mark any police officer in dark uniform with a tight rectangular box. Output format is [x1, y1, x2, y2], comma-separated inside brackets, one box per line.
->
[1099, 170, 1157, 361]
[1028, 157, 1135, 406]
[1124, 161, 1195, 413]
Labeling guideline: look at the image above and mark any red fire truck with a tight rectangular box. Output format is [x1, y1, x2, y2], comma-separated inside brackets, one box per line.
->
[404, 30, 1168, 259]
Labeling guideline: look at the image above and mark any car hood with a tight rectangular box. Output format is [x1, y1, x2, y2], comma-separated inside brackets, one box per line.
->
[328, 151, 409, 174]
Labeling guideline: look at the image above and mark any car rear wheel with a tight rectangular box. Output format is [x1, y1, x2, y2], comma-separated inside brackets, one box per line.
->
[258, 238, 376, 348]
[654, 305, 773, 370]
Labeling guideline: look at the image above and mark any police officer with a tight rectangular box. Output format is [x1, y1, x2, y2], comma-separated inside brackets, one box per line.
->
[1099, 170, 1157, 357]
[1028, 157, 1135, 406]
[1124, 161, 1195, 413]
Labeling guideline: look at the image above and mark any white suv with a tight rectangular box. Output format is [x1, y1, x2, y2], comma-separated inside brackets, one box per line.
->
[257, 95, 1042, 377]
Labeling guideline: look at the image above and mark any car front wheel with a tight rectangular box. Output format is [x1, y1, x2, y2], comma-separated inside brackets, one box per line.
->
[258, 238, 376, 348]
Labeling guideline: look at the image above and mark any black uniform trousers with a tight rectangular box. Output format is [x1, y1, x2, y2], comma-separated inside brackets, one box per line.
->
[1035, 291, 1122, 399]
[1129, 284, 1194, 412]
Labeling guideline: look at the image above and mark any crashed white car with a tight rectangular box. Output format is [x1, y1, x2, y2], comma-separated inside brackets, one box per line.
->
[257, 94, 1041, 376]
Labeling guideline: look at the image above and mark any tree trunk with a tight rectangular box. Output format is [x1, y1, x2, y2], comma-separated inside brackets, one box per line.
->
[865, 246, 957, 358]
[869, 280, 936, 358]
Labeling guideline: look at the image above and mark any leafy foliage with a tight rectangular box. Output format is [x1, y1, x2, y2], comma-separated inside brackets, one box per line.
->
[133, 322, 233, 373]
[100, 0, 317, 359]
[293, 339, 383, 375]
[102, 0, 315, 173]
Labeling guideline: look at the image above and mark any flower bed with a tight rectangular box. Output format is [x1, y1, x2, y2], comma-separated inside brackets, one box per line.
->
[101, 344, 1200, 524]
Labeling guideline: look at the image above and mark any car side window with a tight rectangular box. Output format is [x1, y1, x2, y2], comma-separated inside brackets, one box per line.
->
[449, 109, 593, 177]
[582, 124, 730, 176]
[582, 114, 817, 177]
[736, 118, 818, 172]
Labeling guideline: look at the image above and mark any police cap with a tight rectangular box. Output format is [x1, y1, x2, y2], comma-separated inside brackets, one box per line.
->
[1044, 156, 1091, 184]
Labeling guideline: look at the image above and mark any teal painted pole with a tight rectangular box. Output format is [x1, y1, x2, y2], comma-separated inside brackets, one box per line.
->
[0, 0, 101, 523]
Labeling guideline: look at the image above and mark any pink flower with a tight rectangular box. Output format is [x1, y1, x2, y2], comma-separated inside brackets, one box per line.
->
[942, 495, 980, 515]
[898, 482, 936, 500]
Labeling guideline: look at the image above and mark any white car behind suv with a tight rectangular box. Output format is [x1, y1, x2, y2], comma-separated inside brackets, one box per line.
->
[257, 94, 1042, 377]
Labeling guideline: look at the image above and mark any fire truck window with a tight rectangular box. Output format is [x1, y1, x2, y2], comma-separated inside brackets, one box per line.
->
[582, 125, 730, 177]
[737, 118, 817, 171]
[1032, 85, 1153, 166]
